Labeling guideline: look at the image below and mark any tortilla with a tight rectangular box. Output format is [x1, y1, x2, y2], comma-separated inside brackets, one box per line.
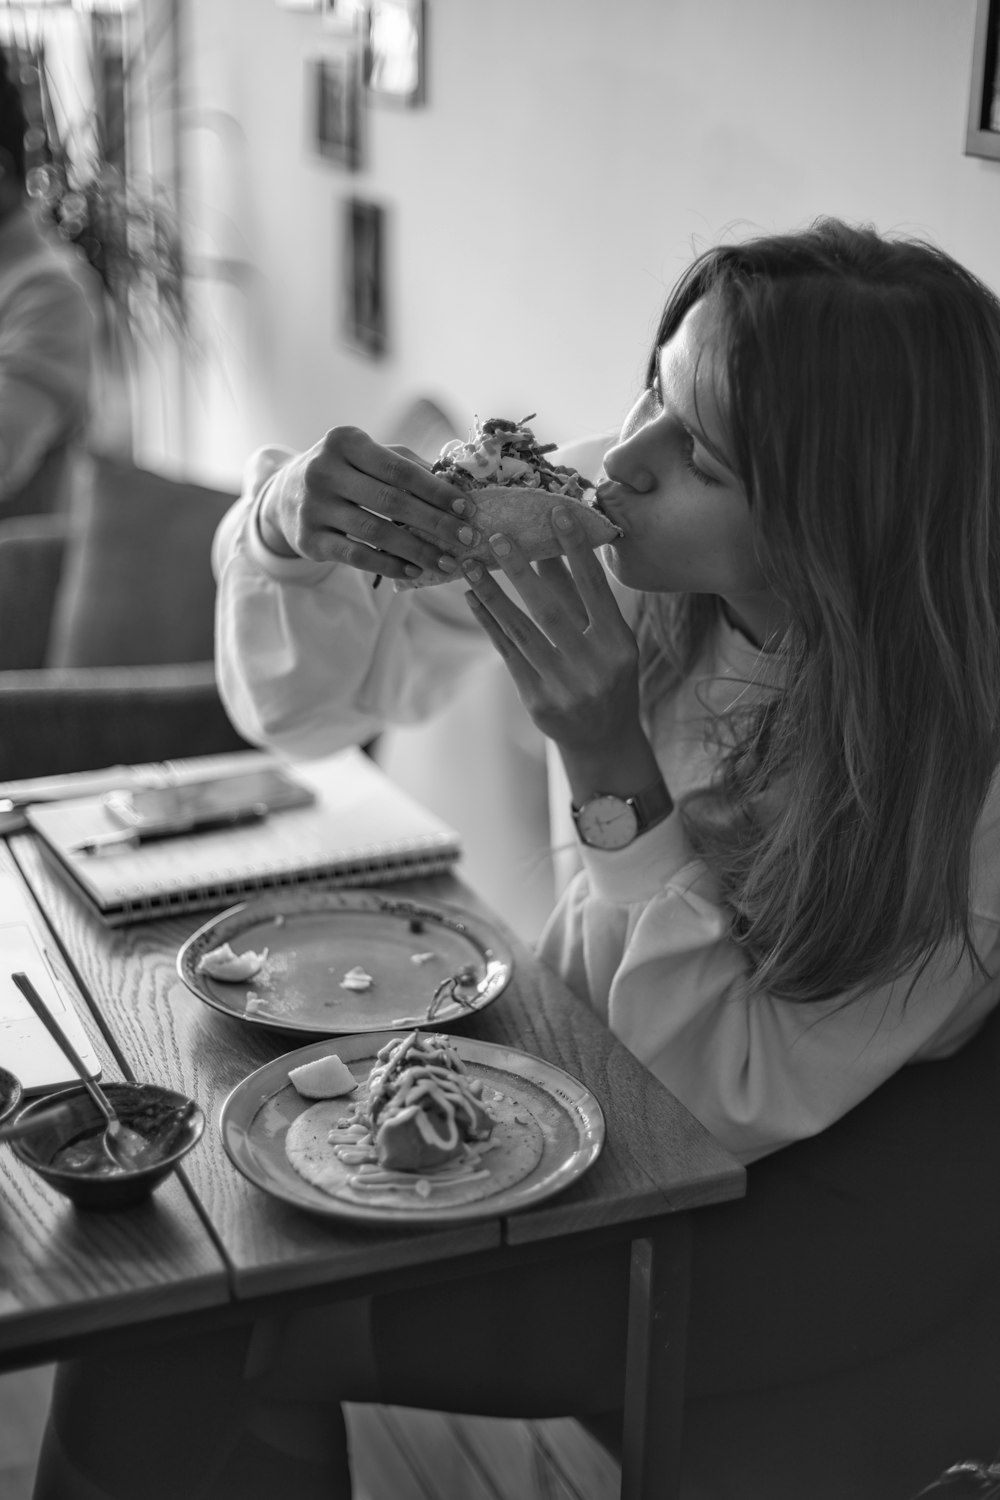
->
[462, 485, 621, 564]
[406, 487, 620, 589]
[284, 1073, 545, 1211]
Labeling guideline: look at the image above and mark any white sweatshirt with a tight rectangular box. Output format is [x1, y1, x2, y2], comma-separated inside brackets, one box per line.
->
[214, 444, 1000, 1163]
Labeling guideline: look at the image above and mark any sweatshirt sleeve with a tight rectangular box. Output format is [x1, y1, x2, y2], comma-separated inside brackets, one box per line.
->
[537, 809, 1000, 1164]
[213, 445, 489, 759]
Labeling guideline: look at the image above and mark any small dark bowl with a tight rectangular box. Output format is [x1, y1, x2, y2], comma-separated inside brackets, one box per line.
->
[11, 1081, 204, 1210]
[0, 1067, 22, 1126]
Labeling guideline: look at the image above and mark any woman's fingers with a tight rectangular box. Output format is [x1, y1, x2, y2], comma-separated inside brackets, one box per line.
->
[548, 505, 622, 627]
[289, 427, 480, 579]
[460, 558, 560, 678]
[477, 531, 589, 654]
[462, 584, 542, 698]
[533, 556, 589, 631]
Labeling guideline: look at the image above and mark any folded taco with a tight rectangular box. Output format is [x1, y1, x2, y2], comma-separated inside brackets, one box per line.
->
[430, 414, 621, 569]
[284, 1031, 544, 1211]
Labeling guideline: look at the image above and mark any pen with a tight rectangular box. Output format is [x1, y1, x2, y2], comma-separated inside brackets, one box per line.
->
[70, 804, 269, 856]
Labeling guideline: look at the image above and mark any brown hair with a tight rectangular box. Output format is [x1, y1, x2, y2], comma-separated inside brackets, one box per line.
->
[638, 218, 1000, 1002]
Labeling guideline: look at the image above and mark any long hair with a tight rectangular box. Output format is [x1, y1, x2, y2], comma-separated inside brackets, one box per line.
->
[637, 218, 1000, 1002]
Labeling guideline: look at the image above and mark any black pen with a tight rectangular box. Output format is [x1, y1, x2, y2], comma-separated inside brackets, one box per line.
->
[70, 803, 268, 856]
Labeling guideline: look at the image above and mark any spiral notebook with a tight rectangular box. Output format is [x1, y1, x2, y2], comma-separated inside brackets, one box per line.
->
[24, 748, 462, 927]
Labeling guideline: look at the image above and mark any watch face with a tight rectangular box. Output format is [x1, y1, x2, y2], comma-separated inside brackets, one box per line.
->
[576, 794, 639, 850]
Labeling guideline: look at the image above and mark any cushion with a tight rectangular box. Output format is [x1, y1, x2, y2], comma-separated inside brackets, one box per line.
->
[0, 514, 70, 669]
[46, 452, 237, 669]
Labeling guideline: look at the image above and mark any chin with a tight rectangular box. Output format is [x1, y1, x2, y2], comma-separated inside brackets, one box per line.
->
[603, 543, 666, 593]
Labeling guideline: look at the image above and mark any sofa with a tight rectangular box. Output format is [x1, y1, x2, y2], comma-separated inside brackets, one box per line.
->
[0, 449, 248, 782]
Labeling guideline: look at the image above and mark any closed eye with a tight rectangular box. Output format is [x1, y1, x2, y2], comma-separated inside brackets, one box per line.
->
[681, 428, 721, 487]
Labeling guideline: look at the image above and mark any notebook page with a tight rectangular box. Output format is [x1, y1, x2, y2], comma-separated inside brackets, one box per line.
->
[26, 748, 461, 916]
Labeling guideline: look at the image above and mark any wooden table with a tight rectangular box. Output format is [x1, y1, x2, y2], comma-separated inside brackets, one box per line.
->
[0, 834, 745, 1499]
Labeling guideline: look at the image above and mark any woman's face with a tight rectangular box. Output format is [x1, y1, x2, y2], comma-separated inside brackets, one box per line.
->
[597, 295, 786, 646]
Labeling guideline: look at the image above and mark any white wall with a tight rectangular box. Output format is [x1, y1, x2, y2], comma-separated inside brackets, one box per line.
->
[178, 0, 999, 486]
[176, 0, 1000, 939]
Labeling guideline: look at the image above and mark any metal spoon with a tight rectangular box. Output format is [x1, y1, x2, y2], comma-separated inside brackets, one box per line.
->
[0, 1098, 78, 1143]
[10, 972, 146, 1170]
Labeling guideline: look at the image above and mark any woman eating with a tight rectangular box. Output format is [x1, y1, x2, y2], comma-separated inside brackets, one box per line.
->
[35, 218, 1000, 1500]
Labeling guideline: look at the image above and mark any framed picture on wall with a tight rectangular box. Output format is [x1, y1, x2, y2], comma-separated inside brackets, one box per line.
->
[966, 0, 1000, 159]
[342, 197, 388, 357]
[322, 0, 367, 30]
[365, 0, 424, 107]
[309, 53, 362, 169]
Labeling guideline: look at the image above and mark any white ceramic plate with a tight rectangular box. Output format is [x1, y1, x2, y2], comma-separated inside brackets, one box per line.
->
[177, 888, 513, 1036]
[219, 1031, 605, 1226]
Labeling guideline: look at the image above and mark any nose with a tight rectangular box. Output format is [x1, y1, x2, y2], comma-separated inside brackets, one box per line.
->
[602, 436, 656, 494]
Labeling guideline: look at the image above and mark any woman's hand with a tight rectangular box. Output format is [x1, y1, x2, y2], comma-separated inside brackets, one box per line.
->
[460, 505, 661, 801]
[258, 427, 481, 584]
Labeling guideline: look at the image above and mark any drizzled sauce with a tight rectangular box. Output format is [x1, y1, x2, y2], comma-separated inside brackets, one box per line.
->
[328, 1032, 495, 1195]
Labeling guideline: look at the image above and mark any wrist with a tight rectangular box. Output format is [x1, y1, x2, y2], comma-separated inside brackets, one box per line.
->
[572, 775, 673, 850]
[560, 737, 662, 808]
[255, 481, 298, 559]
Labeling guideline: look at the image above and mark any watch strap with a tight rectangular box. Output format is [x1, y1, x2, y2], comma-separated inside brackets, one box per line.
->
[630, 776, 672, 832]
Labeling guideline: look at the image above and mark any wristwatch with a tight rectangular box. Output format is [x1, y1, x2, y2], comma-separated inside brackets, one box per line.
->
[572, 777, 672, 851]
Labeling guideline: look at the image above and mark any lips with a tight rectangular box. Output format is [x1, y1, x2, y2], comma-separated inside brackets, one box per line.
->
[593, 483, 626, 538]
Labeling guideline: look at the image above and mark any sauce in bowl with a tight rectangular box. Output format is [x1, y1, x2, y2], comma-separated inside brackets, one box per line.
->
[47, 1098, 196, 1177]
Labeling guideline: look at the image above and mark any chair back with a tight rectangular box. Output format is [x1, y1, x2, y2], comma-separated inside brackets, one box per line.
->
[0, 514, 70, 670]
[45, 452, 237, 669]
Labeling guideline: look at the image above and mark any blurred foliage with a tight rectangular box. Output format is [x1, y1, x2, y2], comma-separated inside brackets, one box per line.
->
[3, 1, 190, 359]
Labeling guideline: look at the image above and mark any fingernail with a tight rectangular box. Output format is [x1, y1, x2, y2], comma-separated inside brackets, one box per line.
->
[552, 506, 573, 531]
[437, 555, 458, 573]
[489, 533, 511, 557]
[462, 560, 484, 582]
[404, 564, 421, 578]
[451, 496, 470, 516]
[457, 525, 478, 546]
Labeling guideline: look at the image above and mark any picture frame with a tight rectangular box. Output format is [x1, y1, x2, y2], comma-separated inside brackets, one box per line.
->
[966, 0, 1000, 160]
[309, 53, 362, 170]
[322, 0, 367, 31]
[342, 197, 388, 357]
[364, 0, 424, 107]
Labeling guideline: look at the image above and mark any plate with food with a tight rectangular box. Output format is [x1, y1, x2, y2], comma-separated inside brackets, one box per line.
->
[407, 414, 620, 586]
[219, 1029, 605, 1225]
[176, 888, 513, 1036]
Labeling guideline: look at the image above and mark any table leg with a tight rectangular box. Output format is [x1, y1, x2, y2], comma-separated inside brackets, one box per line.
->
[619, 1214, 693, 1500]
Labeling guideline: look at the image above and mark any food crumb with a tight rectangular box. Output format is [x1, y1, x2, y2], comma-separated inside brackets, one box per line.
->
[339, 966, 374, 992]
[197, 942, 269, 982]
[410, 951, 436, 965]
[415, 1178, 432, 1198]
